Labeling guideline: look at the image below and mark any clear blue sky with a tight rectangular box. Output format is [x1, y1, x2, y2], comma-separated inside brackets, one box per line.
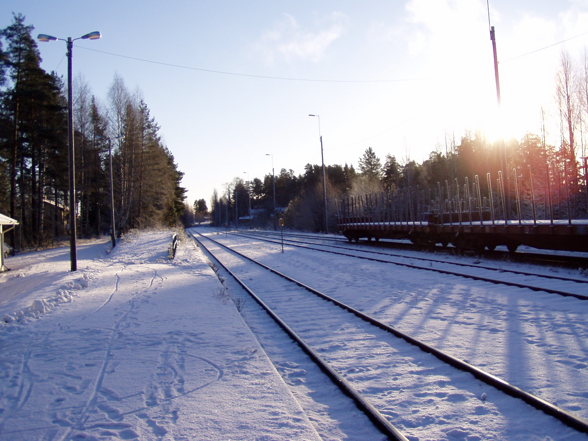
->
[2, 0, 588, 205]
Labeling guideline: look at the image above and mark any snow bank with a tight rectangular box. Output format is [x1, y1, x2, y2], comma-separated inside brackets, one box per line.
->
[2, 275, 89, 324]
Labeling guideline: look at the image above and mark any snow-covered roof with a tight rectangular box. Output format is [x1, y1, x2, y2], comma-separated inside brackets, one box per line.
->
[0, 213, 19, 226]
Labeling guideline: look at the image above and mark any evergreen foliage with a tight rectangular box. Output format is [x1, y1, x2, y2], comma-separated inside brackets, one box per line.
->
[211, 130, 587, 232]
[0, 15, 186, 249]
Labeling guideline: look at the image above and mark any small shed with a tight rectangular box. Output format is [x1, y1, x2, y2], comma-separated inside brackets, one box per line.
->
[0, 213, 19, 272]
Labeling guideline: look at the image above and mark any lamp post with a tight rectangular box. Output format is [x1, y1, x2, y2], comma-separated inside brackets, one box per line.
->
[234, 184, 239, 229]
[582, 156, 588, 212]
[243, 172, 251, 218]
[226, 187, 230, 229]
[107, 137, 119, 249]
[308, 114, 328, 233]
[265, 153, 277, 229]
[486, 0, 501, 106]
[38, 31, 101, 271]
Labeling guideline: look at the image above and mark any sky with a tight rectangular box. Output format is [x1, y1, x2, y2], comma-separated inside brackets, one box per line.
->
[2, 0, 588, 205]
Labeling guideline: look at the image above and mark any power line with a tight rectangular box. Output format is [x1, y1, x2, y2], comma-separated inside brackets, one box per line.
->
[74, 29, 588, 82]
[76, 45, 426, 84]
[503, 31, 588, 63]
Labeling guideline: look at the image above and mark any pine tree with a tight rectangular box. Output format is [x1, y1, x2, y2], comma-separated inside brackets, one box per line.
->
[382, 154, 400, 193]
[2, 13, 42, 243]
[1, 14, 68, 247]
[358, 147, 382, 180]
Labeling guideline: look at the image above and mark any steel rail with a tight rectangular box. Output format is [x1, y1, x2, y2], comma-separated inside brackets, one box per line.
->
[195, 230, 588, 435]
[236, 232, 588, 300]
[190, 231, 409, 441]
[245, 231, 588, 284]
[255, 230, 588, 269]
[505, 250, 588, 268]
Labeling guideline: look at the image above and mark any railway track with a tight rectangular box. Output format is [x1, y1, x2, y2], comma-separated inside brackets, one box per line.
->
[244, 229, 588, 267]
[190, 230, 588, 440]
[253, 229, 588, 269]
[236, 230, 588, 300]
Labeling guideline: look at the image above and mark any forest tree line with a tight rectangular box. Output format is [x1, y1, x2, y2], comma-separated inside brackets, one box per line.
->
[208, 131, 587, 233]
[0, 14, 186, 250]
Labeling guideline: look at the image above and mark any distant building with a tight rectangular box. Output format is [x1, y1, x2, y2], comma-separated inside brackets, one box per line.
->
[42, 198, 67, 238]
[0, 213, 19, 272]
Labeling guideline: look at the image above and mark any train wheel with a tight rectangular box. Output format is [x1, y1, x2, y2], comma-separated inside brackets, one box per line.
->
[507, 243, 518, 253]
[486, 244, 496, 251]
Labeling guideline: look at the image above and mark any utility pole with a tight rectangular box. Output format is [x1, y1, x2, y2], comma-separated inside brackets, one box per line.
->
[487, 1, 501, 105]
[66, 37, 77, 270]
[309, 114, 329, 233]
[235, 186, 239, 229]
[490, 26, 501, 105]
[487, 1, 509, 220]
[320, 134, 328, 233]
[108, 138, 116, 248]
[265, 153, 277, 230]
[38, 31, 101, 271]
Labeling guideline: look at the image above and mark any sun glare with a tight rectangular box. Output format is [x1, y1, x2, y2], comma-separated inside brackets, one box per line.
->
[481, 109, 519, 143]
[470, 100, 538, 145]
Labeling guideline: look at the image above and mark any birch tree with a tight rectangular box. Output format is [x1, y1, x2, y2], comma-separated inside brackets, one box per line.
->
[555, 50, 579, 190]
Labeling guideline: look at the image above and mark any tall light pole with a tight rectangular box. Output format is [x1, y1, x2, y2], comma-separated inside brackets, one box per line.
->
[226, 187, 230, 228]
[243, 172, 251, 218]
[108, 138, 116, 248]
[234, 184, 239, 229]
[486, 2, 510, 218]
[308, 114, 328, 233]
[38, 31, 101, 271]
[486, 1, 501, 106]
[107, 134, 124, 249]
[265, 153, 277, 229]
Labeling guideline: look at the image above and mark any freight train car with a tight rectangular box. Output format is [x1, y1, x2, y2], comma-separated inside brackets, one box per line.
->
[337, 170, 588, 253]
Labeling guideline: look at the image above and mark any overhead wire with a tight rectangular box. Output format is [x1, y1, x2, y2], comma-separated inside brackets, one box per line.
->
[73, 29, 588, 82]
[75, 45, 426, 84]
[502, 31, 588, 63]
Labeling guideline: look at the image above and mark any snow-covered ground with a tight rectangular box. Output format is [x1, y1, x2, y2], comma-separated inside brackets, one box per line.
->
[1, 227, 587, 440]
[0, 230, 322, 441]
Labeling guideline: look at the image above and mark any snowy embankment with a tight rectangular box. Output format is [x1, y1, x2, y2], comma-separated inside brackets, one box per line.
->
[0, 230, 321, 441]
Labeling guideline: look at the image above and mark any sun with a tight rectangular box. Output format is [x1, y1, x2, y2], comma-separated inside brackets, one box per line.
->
[440, 73, 533, 145]
[482, 108, 519, 143]
[473, 100, 541, 145]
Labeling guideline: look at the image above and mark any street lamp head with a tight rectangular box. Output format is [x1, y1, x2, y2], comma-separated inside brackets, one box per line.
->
[81, 31, 101, 40]
[37, 34, 57, 42]
[38, 31, 101, 43]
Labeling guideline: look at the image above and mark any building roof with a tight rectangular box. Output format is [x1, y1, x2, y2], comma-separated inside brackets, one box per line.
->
[0, 213, 19, 225]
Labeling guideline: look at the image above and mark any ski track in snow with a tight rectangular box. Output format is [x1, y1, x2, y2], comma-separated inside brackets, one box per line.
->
[45, 263, 220, 441]
[94, 272, 122, 314]
[0, 231, 323, 441]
